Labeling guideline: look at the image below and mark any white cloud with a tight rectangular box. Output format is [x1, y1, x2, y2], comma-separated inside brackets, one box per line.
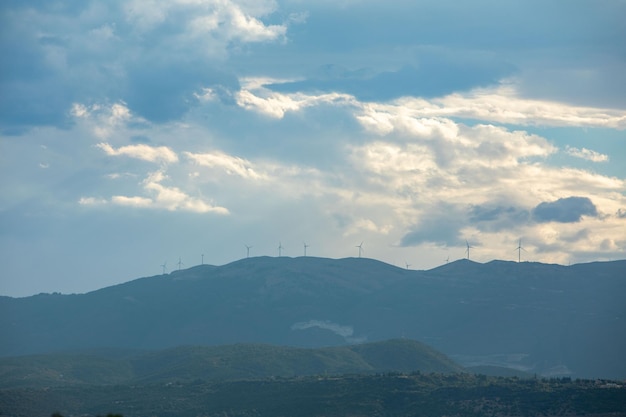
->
[140, 170, 229, 214]
[78, 197, 107, 206]
[105, 173, 136, 180]
[223, 79, 625, 264]
[207, 2, 285, 43]
[343, 218, 393, 237]
[109, 103, 131, 123]
[337, 102, 625, 261]
[70, 103, 90, 118]
[194, 88, 219, 102]
[235, 89, 302, 118]
[196, 81, 623, 262]
[565, 146, 609, 162]
[347, 121, 557, 202]
[80, 170, 229, 214]
[38, 87, 626, 262]
[235, 78, 356, 118]
[237, 81, 626, 129]
[89, 23, 117, 41]
[185, 151, 265, 179]
[400, 83, 626, 129]
[97, 143, 179, 164]
[70, 102, 140, 139]
[124, 0, 286, 49]
[111, 195, 153, 208]
[287, 11, 309, 24]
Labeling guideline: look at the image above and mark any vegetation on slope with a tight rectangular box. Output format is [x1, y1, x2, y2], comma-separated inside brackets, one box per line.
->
[3, 373, 625, 417]
[0, 339, 462, 388]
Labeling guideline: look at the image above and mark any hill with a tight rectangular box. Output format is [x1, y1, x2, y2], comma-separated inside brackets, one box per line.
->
[0, 339, 462, 388]
[1, 256, 625, 378]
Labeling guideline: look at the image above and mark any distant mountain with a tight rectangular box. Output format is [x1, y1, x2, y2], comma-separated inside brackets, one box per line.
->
[0, 339, 462, 388]
[1, 257, 625, 379]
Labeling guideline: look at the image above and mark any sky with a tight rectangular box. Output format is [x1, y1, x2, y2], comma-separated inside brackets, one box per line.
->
[1, 0, 625, 297]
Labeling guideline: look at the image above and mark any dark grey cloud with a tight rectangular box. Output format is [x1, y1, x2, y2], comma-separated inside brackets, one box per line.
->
[470, 205, 523, 222]
[561, 228, 590, 243]
[268, 0, 626, 107]
[532, 197, 597, 223]
[0, 5, 112, 131]
[0, 1, 255, 131]
[284, 0, 625, 54]
[469, 204, 530, 232]
[123, 60, 240, 122]
[3, 0, 624, 134]
[401, 203, 530, 247]
[0, 27, 72, 131]
[400, 204, 465, 247]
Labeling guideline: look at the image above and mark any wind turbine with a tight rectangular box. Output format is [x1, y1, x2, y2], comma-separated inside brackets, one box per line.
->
[245, 244, 252, 258]
[405, 261, 411, 270]
[356, 241, 364, 258]
[445, 256, 450, 263]
[465, 240, 474, 260]
[201, 254, 204, 265]
[278, 242, 284, 257]
[303, 242, 309, 257]
[160, 261, 167, 275]
[177, 257, 184, 271]
[515, 238, 526, 263]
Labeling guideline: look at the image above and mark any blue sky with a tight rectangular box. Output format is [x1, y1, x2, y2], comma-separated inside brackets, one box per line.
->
[1, 0, 625, 296]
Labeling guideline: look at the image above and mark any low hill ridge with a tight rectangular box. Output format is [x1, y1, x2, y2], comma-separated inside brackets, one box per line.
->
[0, 339, 463, 388]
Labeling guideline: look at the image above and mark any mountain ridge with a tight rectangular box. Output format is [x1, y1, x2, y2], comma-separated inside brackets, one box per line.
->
[3, 256, 620, 297]
[1, 257, 624, 379]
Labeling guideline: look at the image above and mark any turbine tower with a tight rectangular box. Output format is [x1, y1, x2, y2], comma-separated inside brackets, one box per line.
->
[201, 254, 204, 265]
[245, 244, 252, 258]
[177, 257, 184, 271]
[278, 242, 283, 257]
[465, 240, 474, 260]
[515, 238, 526, 263]
[303, 242, 309, 257]
[160, 261, 167, 275]
[356, 241, 364, 258]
